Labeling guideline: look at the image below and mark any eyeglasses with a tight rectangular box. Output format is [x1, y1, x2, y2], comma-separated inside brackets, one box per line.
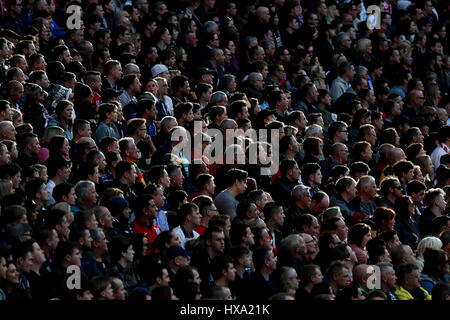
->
[339, 130, 348, 133]
[393, 185, 403, 190]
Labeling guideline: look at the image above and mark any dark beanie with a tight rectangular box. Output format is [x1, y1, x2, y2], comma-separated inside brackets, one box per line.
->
[105, 196, 129, 217]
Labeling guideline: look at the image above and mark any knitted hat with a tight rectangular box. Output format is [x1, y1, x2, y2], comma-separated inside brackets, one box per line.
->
[105, 196, 129, 217]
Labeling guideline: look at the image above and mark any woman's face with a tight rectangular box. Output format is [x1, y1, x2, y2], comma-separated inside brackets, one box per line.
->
[273, 14, 279, 25]
[228, 77, 237, 92]
[9, 143, 18, 159]
[0, 257, 7, 280]
[361, 232, 372, 248]
[180, 49, 188, 62]
[408, 200, 415, 216]
[146, 80, 158, 94]
[161, 81, 169, 95]
[169, 232, 182, 247]
[12, 172, 21, 189]
[426, 159, 434, 174]
[61, 138, 70, 156]
[228, 40, 236, 54]
[62, 105, 73, 120]
[6, 263, 20, 285]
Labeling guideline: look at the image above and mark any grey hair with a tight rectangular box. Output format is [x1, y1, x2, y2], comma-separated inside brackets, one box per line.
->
[291, 185, 311, 201]
[123, 63, 140, 75]
[355, 65, 368, 76]
[304, 124, 323, 138]
[261, 40, 275, 51]
[118, 137, 134, 154]
[210, 91, 227, 105]
[356, 175, 375, 191]
[89, 227, 104, 241]
[376, 262, 394, 273]
[204, 21, 218, 34]
[0, 121, 14, 134]
[331, 142, 346, 155]
[220, 119, 237, 132]
[160, 116, 177, 132]
[280, 234, 301, 256]
[243, 36, 258, 48]
[336, 32, 350, 44]
[248, 72, 262, 82]
[75, 180, 95, 202]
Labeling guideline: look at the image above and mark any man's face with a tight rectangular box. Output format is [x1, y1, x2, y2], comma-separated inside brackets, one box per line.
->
[160, 268, 170, 286]
[243, 227, 255, 247]
[31, 242, 46, 266]
[153, 187, 166, 209]
[170, 167, 184, 188]
[112, 278, 126, 300]
[296, 236, 307, 256]
[189, 209, 202, 227]
[86, 185, 99, 206]
[38, 183, 50, 202]
[405, 269, 421, 290]
[302, 234, 317, 255]
[272, 207, 285, 228]
[19, 251, 34, 273]
[146, 199, 159, 220]
[225, 263, 237, 283]
[335, 267, 350, 288]
[265, 250, 277, 272]
[208, 230, 225, 253]
[307, 217, 321, 237]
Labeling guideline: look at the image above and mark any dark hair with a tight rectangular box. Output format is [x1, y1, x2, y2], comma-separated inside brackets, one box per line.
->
[396, 262, 419, 286]
[252, 246, 272, 271]
[347, 223, 371, 248]
[225, 169, 248, 187]
[109, 236, 132, 263]
[53, 182, 74, 203]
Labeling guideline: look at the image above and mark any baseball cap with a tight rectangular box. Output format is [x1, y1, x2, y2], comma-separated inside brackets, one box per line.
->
[101, 88, 123, 101]
[151, 64, 169, 78]
[196, 67, 215, 78]
[166, 245, 189, 260]
[5, 223, 32, 241]
[257, 109, 275, 121]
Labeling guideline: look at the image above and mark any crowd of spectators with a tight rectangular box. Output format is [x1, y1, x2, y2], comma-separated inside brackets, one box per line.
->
[0, 0, 450, 301]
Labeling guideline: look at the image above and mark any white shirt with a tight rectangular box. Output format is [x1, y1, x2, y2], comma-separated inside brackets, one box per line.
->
[172, 225, 200, 248]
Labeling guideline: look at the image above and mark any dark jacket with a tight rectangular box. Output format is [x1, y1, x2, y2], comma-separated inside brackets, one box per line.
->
[269, 176, 298, 210]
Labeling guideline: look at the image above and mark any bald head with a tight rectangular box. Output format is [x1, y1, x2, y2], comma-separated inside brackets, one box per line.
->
[0, 120, 16, 140]
[220, 119, 237, 132]
[353, 264, 370, 285]
[256, 6, 270, 23]
[387, 147, 406, 165]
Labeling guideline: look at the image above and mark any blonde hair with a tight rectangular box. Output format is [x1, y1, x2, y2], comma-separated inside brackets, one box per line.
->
[98, 187, 124, 207]
[356, 38, 372, 54]
[284, 125, 298, 136]
[416, 236, 443, 272]
[53, 202, 71, 214]
[0, 179, 13, 202]
[11, 108, 22, 126]
[42, 126, 65, 145]
[153, 76, 167, 100]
